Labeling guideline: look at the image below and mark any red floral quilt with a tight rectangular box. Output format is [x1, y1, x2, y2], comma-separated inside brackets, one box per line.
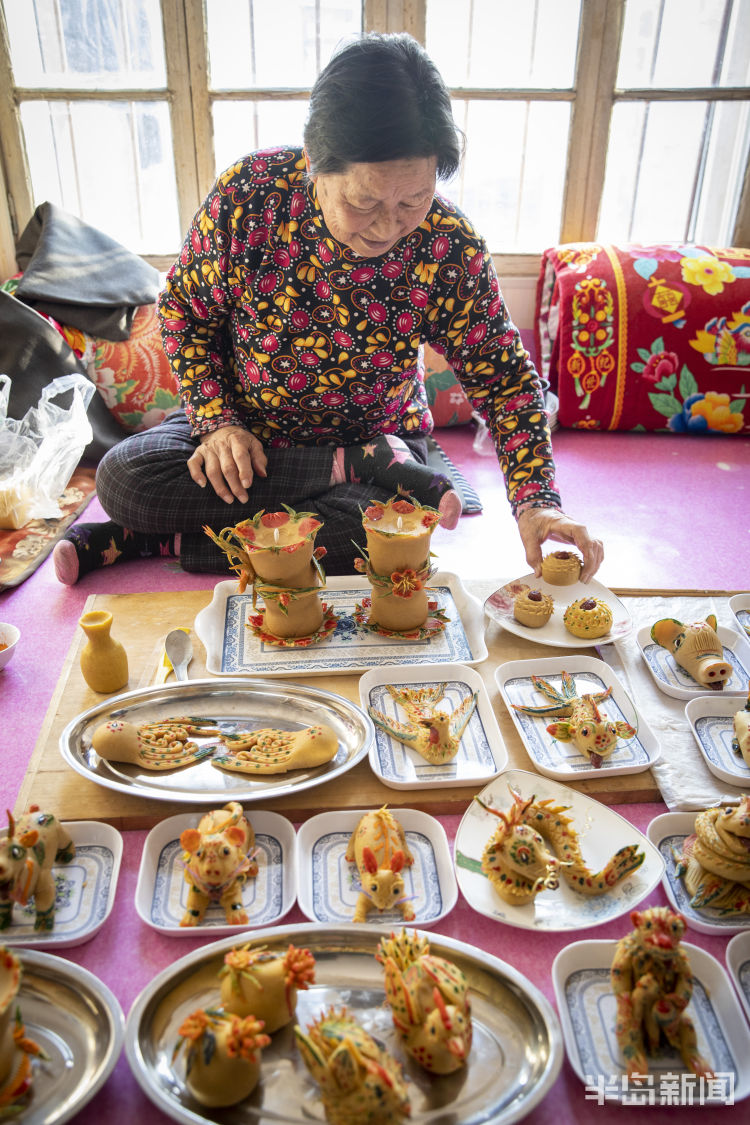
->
[535, 243, 750, 434]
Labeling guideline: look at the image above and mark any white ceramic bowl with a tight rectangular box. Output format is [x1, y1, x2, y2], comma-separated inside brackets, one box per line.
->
[0, 623, 20, 670]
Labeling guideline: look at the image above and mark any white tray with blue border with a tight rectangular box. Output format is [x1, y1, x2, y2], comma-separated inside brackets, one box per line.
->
[135, 809, 297, 935]
[730, 593, 750, 641]
[295, 807, 457, 928]
[194, 572, 487, 677]
[495, 655, 660, 780]
[0, 820, 122, 948]
[359, 662, 507, 790]
[646, 811, 750, 936]
[726, 931, 750, 1026]
[636, 623, 750, 700]
[685, 695, 750, 787]
[552, 938, 750, 1105]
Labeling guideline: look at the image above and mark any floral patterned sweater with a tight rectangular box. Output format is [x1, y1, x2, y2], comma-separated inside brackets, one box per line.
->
[158, 147, 561, 514]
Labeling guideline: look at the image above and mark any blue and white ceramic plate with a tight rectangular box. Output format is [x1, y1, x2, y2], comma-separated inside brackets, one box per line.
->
[553, 939, 750, 1105]
[636, 624, 750, 700]
[685, 695, 750, 787]
[496, 655, 660, 780]
[454, 769, 664, 932]
[727, 931, 750, 1026]
[194, 572, 487, 677]
[0, 821, 122, 948]
[646, 811, 750, 936]
[135, 809, 297, 935]
[359, 662, 507, 790]
[295, 808, 457, 927]
[730, 593, 750, 641]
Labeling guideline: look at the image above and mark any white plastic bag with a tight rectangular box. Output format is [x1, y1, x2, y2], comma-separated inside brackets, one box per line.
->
[0, 372, 94, 529]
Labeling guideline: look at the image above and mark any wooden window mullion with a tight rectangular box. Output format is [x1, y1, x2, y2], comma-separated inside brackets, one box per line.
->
[161, 0, 204, 237]
[560, 0, 624, 243]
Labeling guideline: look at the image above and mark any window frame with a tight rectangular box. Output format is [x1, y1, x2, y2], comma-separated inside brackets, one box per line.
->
[0, 0, 748, 280]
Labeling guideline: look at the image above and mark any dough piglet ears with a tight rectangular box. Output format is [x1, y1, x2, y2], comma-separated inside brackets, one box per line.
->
[650, 618, 683, 650]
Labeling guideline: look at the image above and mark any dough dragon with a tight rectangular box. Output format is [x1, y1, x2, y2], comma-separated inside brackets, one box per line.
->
[478, 785, 645, 905]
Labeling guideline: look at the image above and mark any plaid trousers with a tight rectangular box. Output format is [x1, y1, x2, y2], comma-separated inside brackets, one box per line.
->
[95, 411, 428, 574]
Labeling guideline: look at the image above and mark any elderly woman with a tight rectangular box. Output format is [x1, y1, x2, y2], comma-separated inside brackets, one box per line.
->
[54, 32, 603, 584]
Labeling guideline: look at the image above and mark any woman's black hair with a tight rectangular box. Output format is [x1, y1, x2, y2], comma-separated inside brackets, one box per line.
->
[303, 32, 463, 180]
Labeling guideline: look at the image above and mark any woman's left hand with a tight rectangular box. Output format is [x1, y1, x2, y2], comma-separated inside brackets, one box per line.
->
[516, 506, 604, 582]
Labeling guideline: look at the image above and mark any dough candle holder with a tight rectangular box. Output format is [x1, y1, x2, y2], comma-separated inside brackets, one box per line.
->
[354, 497, 444, 634]
[205, 506, 337, 646]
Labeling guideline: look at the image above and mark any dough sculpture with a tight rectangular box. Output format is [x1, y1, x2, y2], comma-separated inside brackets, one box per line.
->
[376, 929, 472, 1074]
[650, 615, 732, 689]
[0, 946, 46, 1116]
[477, 786, 645, 905]
[0, 807, 75, 931]
[673, 796, 750, 914]
[173, 1008, 271, 1107]
[511, 671, 636, 768]
[513, 588, 554, 628]
[367, 684, 478, 765]
[179, 802, 258, 926]
[563, 597, 612, 639]
[611, 907, 714, 1081]
[295, 1006, 411, 1125]
[212, 723, 338, 775]
[541, 550, 582, 585]
[91, 716, 222, 770]
[219, 942, 316, 1032]
[732, 690, 750, 766]
[346, 807, 415, 923]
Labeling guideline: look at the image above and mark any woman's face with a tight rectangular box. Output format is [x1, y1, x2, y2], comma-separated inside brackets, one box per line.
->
[310, 155, 437, 258]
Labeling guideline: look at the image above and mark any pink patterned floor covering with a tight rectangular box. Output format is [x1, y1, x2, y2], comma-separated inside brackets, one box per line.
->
[1, 428, 748, 1125]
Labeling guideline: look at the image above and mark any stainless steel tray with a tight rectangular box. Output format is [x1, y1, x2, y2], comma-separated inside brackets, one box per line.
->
[125, 922, 562, 1125]
[59, 679, 373, 804]
[12, 948, 124, 1124]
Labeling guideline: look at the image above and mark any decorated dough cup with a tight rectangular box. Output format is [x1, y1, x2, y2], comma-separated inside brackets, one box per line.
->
[563, 597, 613, 639]
[541, 551, 583, 586]
[513, 589, 554, 628]
[261, 586, 325, 638]
[240, 511, 322, 583]
[369, 583, 429, 631]
[362, 498, 440, 574]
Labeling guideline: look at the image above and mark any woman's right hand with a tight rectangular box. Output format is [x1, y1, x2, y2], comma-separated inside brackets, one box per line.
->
[188, 425, 268, 503]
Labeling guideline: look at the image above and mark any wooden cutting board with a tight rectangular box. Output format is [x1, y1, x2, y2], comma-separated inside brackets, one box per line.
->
[15, 586, 662, 829]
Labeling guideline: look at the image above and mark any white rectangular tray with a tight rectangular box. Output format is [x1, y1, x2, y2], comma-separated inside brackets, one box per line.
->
[194, 571, 487, 676]
[359, 662, 507, 789]
[495, 655, 660, 780]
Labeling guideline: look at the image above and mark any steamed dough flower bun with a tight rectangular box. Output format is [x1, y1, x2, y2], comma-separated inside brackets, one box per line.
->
[563, 597, 613, 639]
[513, 588, 554, 628]
[541, 550, 583, 586]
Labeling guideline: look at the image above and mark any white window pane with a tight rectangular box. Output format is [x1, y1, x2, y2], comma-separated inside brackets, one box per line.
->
[449, 100, 569, 252]
[597, 100, 749, 244]
[694, 99, 750, 244]
[206, 0, 362, 90]
[618, 0, 750, 88]
[20, 100, 180, 254]
[427, 0, 581, 88]
[5, 0, 165, 89]
[212, 101, 308, 175]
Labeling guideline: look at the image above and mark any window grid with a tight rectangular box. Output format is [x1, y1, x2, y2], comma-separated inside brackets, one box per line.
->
[0, 0, 748, 279]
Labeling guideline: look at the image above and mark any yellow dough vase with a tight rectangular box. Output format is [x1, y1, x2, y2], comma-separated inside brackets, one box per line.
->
[78, 610, 129, 693]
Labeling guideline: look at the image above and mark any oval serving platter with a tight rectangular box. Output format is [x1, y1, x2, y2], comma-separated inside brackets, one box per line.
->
[125, 922, 563, 1125]
[10, 948, 124, 1125]
[59, 678, 373, 804]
